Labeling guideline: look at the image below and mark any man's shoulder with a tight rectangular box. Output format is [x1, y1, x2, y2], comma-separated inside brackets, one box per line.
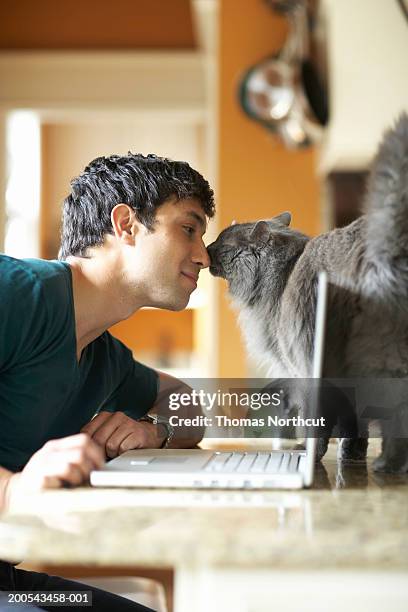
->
[0, 256, 73, 367]
[0, 255, 73, 332]
[0, 255, 70, 296]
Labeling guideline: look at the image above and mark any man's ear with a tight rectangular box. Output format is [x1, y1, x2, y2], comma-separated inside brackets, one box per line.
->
[111, 204, 138, 245]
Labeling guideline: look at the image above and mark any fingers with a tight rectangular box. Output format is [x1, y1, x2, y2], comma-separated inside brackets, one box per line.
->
[108, 421, 163, 456]
[116, 431, 144, 455]
[82, 411, 125, 447]
[49, 459, 85, 487]
[104, 423, 146, 458]
[105, 427, 145, 458]
[84, 412, 161, 457]
[21, 433, 105, 491]
[105, 430, 132, 458]
[45, 433, 104, 468]
[82, 412, 140, 458]
[16, 416, 162, 497]
[81, 411, 113, 437]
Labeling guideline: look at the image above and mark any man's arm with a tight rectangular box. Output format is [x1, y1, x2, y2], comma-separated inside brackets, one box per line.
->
[0, 465, 14, 511]
[81, 371, 205, 458]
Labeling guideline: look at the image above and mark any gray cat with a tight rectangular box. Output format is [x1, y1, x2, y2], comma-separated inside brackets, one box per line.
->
[207, 114, 408, 472]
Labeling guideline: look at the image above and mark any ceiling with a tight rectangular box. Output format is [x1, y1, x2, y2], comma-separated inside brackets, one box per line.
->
[0, 0, 196, 50]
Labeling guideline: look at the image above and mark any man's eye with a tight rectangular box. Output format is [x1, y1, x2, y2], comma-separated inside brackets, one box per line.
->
[183, 226, 195, 235]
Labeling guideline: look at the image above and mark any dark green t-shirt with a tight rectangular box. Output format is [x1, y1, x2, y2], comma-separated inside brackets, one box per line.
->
[0, 255, 158, 472]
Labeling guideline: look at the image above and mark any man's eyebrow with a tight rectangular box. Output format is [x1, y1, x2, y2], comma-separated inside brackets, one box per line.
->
[184, 210, 207, 230]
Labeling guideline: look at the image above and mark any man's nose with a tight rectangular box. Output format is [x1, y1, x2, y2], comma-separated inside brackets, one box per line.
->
[193, 241, 211, 269]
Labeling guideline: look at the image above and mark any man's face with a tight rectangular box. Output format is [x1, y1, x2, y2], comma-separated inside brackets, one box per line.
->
[127, 198, 210, 310]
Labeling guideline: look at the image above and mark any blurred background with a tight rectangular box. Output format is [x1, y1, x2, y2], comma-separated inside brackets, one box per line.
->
[0, 0, 407, 380]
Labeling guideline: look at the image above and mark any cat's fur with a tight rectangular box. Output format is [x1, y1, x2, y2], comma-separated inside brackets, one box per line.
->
[207, 114, 408, 472]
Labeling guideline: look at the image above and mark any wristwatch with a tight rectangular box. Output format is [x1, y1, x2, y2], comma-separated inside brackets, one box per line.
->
[139, 413, 175, 449]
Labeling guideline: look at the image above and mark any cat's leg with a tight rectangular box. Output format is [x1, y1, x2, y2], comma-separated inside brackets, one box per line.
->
[282, 379, 333, 462]
[325, 378, 369, 461]
[316, 437, 330, 462]
[314, 381, 339, 462]
[319, 379, 365, 462]
[373, 404, 408, 472]
[372, 437, 408, 473]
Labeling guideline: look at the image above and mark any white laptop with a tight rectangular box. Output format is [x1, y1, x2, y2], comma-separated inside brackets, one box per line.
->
[91, 272, 328, 490]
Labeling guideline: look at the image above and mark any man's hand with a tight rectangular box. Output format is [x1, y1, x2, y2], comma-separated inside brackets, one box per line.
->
[6, 433, 104, 502]
[81, 411, 166, 459]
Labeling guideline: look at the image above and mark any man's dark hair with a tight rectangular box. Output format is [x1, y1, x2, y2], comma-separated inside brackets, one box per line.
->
[59, 153, 215, 259]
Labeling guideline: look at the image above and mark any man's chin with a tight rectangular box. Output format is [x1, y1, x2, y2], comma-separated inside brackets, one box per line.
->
[154, 295, 190, 312]
[172, 296, 190, 311]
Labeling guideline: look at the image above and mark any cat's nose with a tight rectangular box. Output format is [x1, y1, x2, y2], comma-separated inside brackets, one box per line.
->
[206, 242, 216, 263]
[206, 242, 221, 277]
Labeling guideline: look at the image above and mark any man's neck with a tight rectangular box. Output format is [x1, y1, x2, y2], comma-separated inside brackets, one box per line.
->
[66, 254, 142, 359]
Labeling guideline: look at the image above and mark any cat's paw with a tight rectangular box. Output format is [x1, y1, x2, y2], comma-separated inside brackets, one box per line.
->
[372, 455, 389, 472]
[371, 455, 408, 473]
[337, 438, 368, 462]
[372, 439, 408, 473]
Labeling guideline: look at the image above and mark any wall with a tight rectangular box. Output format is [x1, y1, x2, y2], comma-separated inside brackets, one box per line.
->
[39, 120, 205, 371]
[40, 121, 204, 258]
[111, 309, 193, 357]
[217, 0, 321, 377]
[319, 0, 408, 173]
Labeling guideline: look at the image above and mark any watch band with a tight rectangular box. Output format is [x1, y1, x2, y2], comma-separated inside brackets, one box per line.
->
[139, 414, 175, 449]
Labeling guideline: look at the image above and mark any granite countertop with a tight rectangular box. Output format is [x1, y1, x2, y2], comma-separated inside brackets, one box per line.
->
[1, 440, 408, 570]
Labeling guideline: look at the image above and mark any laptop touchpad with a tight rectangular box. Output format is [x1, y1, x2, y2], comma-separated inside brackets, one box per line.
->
[151, 457, 189, 465]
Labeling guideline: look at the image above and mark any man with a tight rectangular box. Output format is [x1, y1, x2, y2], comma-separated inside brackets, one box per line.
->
[0, 153, 215, 610]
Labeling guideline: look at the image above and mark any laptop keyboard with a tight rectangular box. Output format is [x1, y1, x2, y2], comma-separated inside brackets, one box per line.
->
[203, 452, 301, 474]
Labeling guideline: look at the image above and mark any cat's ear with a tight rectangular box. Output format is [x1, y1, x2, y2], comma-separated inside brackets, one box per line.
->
[272, 212, 291, 226]
[250, 220, 270, 244]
